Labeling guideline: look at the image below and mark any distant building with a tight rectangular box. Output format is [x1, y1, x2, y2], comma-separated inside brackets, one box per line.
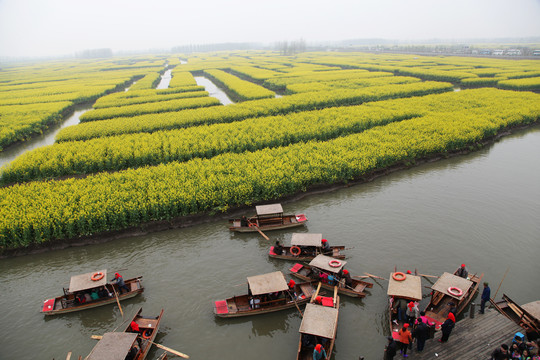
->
[532, 50, 540, 56]
[492, 49, 504, 56]
[480, 49, 491, 55]
[506, 49, 522, 56]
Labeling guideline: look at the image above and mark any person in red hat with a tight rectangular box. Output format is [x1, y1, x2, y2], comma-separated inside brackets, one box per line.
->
[110, 272, 130, 294]
[313, 343, 327, 360]
[439, 312, 456, 342]
[340, 268, 353, 287]
[321, 238, 331, 255]
[398, 323, 412, 357]
[314, 296, 323, 305]
[456, 264, 468, 279]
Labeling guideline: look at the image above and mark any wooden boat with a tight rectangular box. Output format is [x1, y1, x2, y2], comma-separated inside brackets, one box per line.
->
[87, 307, 163, 360]
[269, 233, 345, 261]
[289, 255, 373, 298]
[41, 270, 144, 316]
[214, 271, 317, 318]
[296, 284, 339, 360]
[229, 203, 307, 232]
[387, 270, 423, 339]
[423, 268, 483, 326]
[492, 294, 540, 338]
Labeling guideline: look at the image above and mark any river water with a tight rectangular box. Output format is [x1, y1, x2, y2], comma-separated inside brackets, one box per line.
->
[195, 76, 234, 105]
[0, 124, 538, 359]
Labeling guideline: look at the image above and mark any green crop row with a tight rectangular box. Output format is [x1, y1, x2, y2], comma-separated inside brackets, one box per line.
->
[56, 81, 453, 141]
[498, 77, 540, 91]
[203, 69, 275, 101]
[79, 96, 221, 122]
[1, 89, 539, 249]
[93, 90, 209, 109]
[285, 76, 421, 94]
[128, 72, 162, 90]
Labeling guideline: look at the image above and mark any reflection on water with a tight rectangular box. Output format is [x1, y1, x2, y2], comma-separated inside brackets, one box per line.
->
[156, 69, 172, 89]
[194, 76, 234, 105]
[0, 125, 539, 359]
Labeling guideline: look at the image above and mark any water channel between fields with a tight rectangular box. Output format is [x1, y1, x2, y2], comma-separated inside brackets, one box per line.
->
[0, 124, 538, 359]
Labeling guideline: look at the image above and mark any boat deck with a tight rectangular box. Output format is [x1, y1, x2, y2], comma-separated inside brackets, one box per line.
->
[413, 309, 522, 360]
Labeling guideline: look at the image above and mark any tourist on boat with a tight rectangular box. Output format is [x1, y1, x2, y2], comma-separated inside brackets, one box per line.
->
[129, 320, 140, 332]
[314, 296, 323, 305]
[97, 286, 110, 298]
[479, 282, 491, 314]
[491, 344, 510, 360]
[456, 263, 469, 278]
[439, 312, 455, 343]
[110, 272, 130, 294]
[301, 333, 317, 350]
[406, 301, 419, 326]
[75, 292, 86, 304]
[321, 239, 331, 254]
[398, 323, 412, 357]
[393, 297, 407, 322]
[384, 336, 397, 360]
[313, 344, 327, 360]
[90, 288, 99, 300]
[274, 241, 284, 255]
[412, 317, 429, 352]
[415, 311, 434, 326]
[84, 292, 92, 302]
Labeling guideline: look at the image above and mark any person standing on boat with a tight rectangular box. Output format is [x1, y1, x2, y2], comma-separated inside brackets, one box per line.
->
[439, 312, 456, 343]
[240, 216, 248, 227]
[313, 343, 327, 360]
[406, 301, 419, 326]
[384, 336, 397, 360]
[274, 241, 284, 255]
[456, 264, 468, 278]
[110, 272, 130, 294]
[479, 282, 491, 314]
[398, 323, 412, 357]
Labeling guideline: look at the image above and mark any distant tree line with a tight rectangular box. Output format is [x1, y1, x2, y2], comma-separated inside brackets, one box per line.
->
[172, 43, 261, 53]
[76, 48, 113, 59]
[275, 39, 306, 55]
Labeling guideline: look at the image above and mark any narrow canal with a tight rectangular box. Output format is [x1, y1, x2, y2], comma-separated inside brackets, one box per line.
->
[195, 76, 234, 105]
[0, 124, 538, 359]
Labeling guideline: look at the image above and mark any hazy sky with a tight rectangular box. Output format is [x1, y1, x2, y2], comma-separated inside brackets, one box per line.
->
[1, 0, 539, 57]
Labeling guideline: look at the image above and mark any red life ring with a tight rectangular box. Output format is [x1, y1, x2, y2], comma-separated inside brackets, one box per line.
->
[142, 329, 152, 339]
[290, 246, 301, 256]
[448, 286, 463, 296]
[392, 272, 406, 281]
[91, 272, 104, 281]
[329, 260, 341, 268]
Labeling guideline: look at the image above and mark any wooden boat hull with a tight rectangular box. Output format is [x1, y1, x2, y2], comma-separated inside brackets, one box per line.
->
[290, 264, 372, 298]
[424, 270, 483, 324]
[125, 307, 164, 360]
[229, 214, 307, 232]
[41, 277, 144, 316]
[269, 245, 346, 261]
[214, 282, 316, 318]
[492, 294, 540, 336]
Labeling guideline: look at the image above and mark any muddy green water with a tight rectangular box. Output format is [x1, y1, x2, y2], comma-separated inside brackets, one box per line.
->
[0, 125, 539, 359]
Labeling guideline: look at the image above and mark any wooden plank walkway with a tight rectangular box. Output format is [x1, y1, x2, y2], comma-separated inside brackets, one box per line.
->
[412, 309, 522, 360]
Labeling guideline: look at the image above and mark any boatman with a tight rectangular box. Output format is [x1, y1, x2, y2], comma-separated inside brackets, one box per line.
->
[321, 239, 331, 255]
[110, 272, 130, 294]
[456, 264, 468, 279]
[274, 241, 284, 255]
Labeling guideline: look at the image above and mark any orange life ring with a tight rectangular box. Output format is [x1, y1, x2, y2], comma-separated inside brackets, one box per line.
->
[91, 272, 104, 281]
[392, 272, 406, 281]
[142, 329, 152, 339]
[290, 246, 301, 256]
[448, 286, 463, 296]
[328, 260, 341, 268]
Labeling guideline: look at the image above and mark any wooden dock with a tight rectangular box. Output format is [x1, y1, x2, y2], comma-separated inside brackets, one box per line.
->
[412, 309, 522, 360]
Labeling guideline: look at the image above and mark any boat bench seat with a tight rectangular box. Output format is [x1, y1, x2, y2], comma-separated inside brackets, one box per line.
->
[354, 284, 366, 292]
[432, 291, 445, 306]
[299, 284, 314, 297]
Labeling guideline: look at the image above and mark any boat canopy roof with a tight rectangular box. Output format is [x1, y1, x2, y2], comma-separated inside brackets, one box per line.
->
[387, 273, 422, 301]
[309, 255, 346, 273]
[522, 300, 540, 321]
[291, 233, 323, 247]
[247, 271, 289, 295]
[69, 270, 107, 293]
[431, 272, 473, 300]
[299, 303, 339, 339]
[86, 332, 137, 360]
[256, 204, 283, 216]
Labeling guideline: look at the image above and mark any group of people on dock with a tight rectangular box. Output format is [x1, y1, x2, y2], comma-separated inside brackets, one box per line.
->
[491, 333, 539, 359]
